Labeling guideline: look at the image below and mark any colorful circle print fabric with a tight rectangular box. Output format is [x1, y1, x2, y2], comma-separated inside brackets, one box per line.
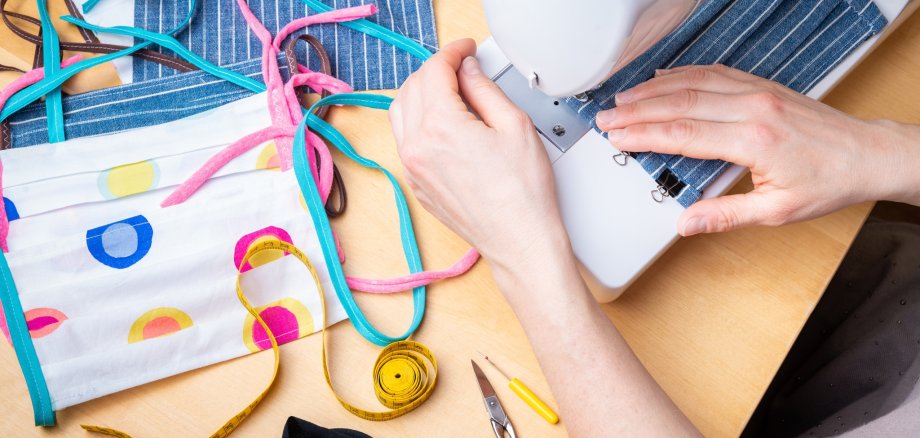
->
[85, 215, 154, 269]
[0, 94, 347, 410]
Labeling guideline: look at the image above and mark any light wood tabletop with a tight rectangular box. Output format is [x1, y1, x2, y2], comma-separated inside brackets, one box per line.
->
[0, 0, 121, 93]
[2, 1, 920, 437]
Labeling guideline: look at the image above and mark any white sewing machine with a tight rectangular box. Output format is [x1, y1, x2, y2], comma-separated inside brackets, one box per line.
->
[477, 0, 918, 301]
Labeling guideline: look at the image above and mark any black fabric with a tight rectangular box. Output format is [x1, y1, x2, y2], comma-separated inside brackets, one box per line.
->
[744, 205, 920, 437]
[282, 416, 373, 438]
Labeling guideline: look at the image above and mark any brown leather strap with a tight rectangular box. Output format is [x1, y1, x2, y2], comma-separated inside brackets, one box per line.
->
[0, 63, 24, 73]
[284, 34, 333, 119]
[2, 0, 196, 72]
[314, 148, 348, 217]
[63, 0, 99, 44]
[283, 34, 347, 217]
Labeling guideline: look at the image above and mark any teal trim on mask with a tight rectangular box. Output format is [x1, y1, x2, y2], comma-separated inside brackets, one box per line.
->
[0, 252, 55, 426]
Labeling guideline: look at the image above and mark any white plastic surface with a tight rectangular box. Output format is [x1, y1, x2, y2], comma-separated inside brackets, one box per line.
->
[483, 0, 698, 97]
[477, 0, 910, 302]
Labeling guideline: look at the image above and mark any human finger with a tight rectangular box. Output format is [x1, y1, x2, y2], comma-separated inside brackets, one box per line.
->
[457, 56, 529, 130]
[655, 64, 758, 81]
[609, 119, 756, 166]
[677, 191, 776, 235]
[597, 90, 749, 130]
[415, 38, 477, 98]
[616, 66, 756, 105]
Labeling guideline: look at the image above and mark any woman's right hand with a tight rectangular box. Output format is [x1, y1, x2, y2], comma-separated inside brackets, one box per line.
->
[595, 64, 920, 236]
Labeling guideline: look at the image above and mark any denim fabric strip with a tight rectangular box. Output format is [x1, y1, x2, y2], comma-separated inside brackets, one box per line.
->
[564, 0, 887, 207]
[133, 0, 437, 91]
[7, 56, 287, 148]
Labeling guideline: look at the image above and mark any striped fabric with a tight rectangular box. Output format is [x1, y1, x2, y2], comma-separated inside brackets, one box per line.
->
[564, 0, 887, 207]
[8, 56, 281, 147]
[133, 0, 437, 90]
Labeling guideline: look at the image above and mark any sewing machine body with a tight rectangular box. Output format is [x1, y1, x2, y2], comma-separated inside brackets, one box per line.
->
[478, 0, 914, 301]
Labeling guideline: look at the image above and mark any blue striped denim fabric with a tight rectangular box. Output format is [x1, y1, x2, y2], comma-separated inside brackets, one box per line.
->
[564, 0, 887, 207]
[133, 0, 437, 90]
[7, 56, 283, 148]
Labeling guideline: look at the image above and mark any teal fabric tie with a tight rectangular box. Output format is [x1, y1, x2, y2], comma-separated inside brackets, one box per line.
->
[36, 0, 65, 143]
[59, 16, 266, 94]
[293, 1, 433, 346]
[0, 0, 200, 122]
[293, 93, 423, 346]
[302, 0, 432, 61]
[81, 0, 102, 14]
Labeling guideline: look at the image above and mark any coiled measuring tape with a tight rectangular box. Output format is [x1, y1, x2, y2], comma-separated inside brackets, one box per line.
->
[82, 239, 437, 436]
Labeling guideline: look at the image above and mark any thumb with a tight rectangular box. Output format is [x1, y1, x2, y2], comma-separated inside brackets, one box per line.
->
[457, 56, 526, 129]
[677, 192, 773, 236]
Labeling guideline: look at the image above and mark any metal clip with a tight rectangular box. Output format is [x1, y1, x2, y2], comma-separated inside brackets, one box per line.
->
[651, 185, 669, 203]
[650, 169, 686, 203]
[612, 153, 629, 166]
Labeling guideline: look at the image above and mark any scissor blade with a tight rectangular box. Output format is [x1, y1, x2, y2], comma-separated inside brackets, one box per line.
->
[472, 360, 498, 399]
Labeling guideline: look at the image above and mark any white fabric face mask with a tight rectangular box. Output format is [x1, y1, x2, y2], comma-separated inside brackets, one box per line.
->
[0, 93, 346, 410]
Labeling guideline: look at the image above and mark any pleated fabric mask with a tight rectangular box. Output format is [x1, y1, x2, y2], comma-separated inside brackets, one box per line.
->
[0, 93, 347, 413]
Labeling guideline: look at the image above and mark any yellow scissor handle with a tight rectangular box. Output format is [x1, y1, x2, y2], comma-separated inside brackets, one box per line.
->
[509, 378, 559, 424]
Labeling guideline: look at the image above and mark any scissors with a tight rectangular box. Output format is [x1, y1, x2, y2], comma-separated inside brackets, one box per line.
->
[472, 360, 517, 438]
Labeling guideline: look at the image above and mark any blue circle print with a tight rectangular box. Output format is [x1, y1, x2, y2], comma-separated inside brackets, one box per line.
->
[86, 215, 153, 269]
[4, 197, 19, 221]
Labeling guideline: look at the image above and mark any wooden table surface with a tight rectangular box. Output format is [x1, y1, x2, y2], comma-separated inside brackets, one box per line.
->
[0, 0, 121, 93]
[2, 2, 920, 437]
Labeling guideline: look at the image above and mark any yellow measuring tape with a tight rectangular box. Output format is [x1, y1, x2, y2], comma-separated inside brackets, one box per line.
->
[82, 239, 437, 436]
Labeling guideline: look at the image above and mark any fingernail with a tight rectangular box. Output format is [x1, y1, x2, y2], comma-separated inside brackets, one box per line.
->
[608, 129, 626, 141]
[596, 109, 618, 126]
[615, 91, 634, 105]
[681, 217, 706, 236]
[462, 56, 480, 75]
[654, 68, 669, 76]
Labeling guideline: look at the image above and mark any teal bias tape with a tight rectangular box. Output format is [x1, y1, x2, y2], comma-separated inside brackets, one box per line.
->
[0, 251, 55, 426]
[82, 0, 102, 14]
[292, 93, 424, 347]
[302, 0, 432, 61]
[60, 16, 266, 94]
[36, 0, 65, 143]
[289, 2, 433, 345]
[0, 0, 200, 122]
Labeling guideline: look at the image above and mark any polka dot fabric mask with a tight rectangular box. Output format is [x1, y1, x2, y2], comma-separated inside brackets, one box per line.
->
[0, 93, 348, 411]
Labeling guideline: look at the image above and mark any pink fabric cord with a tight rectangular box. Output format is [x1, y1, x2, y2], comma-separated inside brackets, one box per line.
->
[164, 4, 373, 207]
[0, 56, 82, 253]
[347, 248, 480, 293]
[167, 1, 482, 293]
[160, 126, 295, 207]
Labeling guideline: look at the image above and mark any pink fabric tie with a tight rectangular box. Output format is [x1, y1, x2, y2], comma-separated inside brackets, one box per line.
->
[0, 4, 480, 294]
[174, 0, 481, 294]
